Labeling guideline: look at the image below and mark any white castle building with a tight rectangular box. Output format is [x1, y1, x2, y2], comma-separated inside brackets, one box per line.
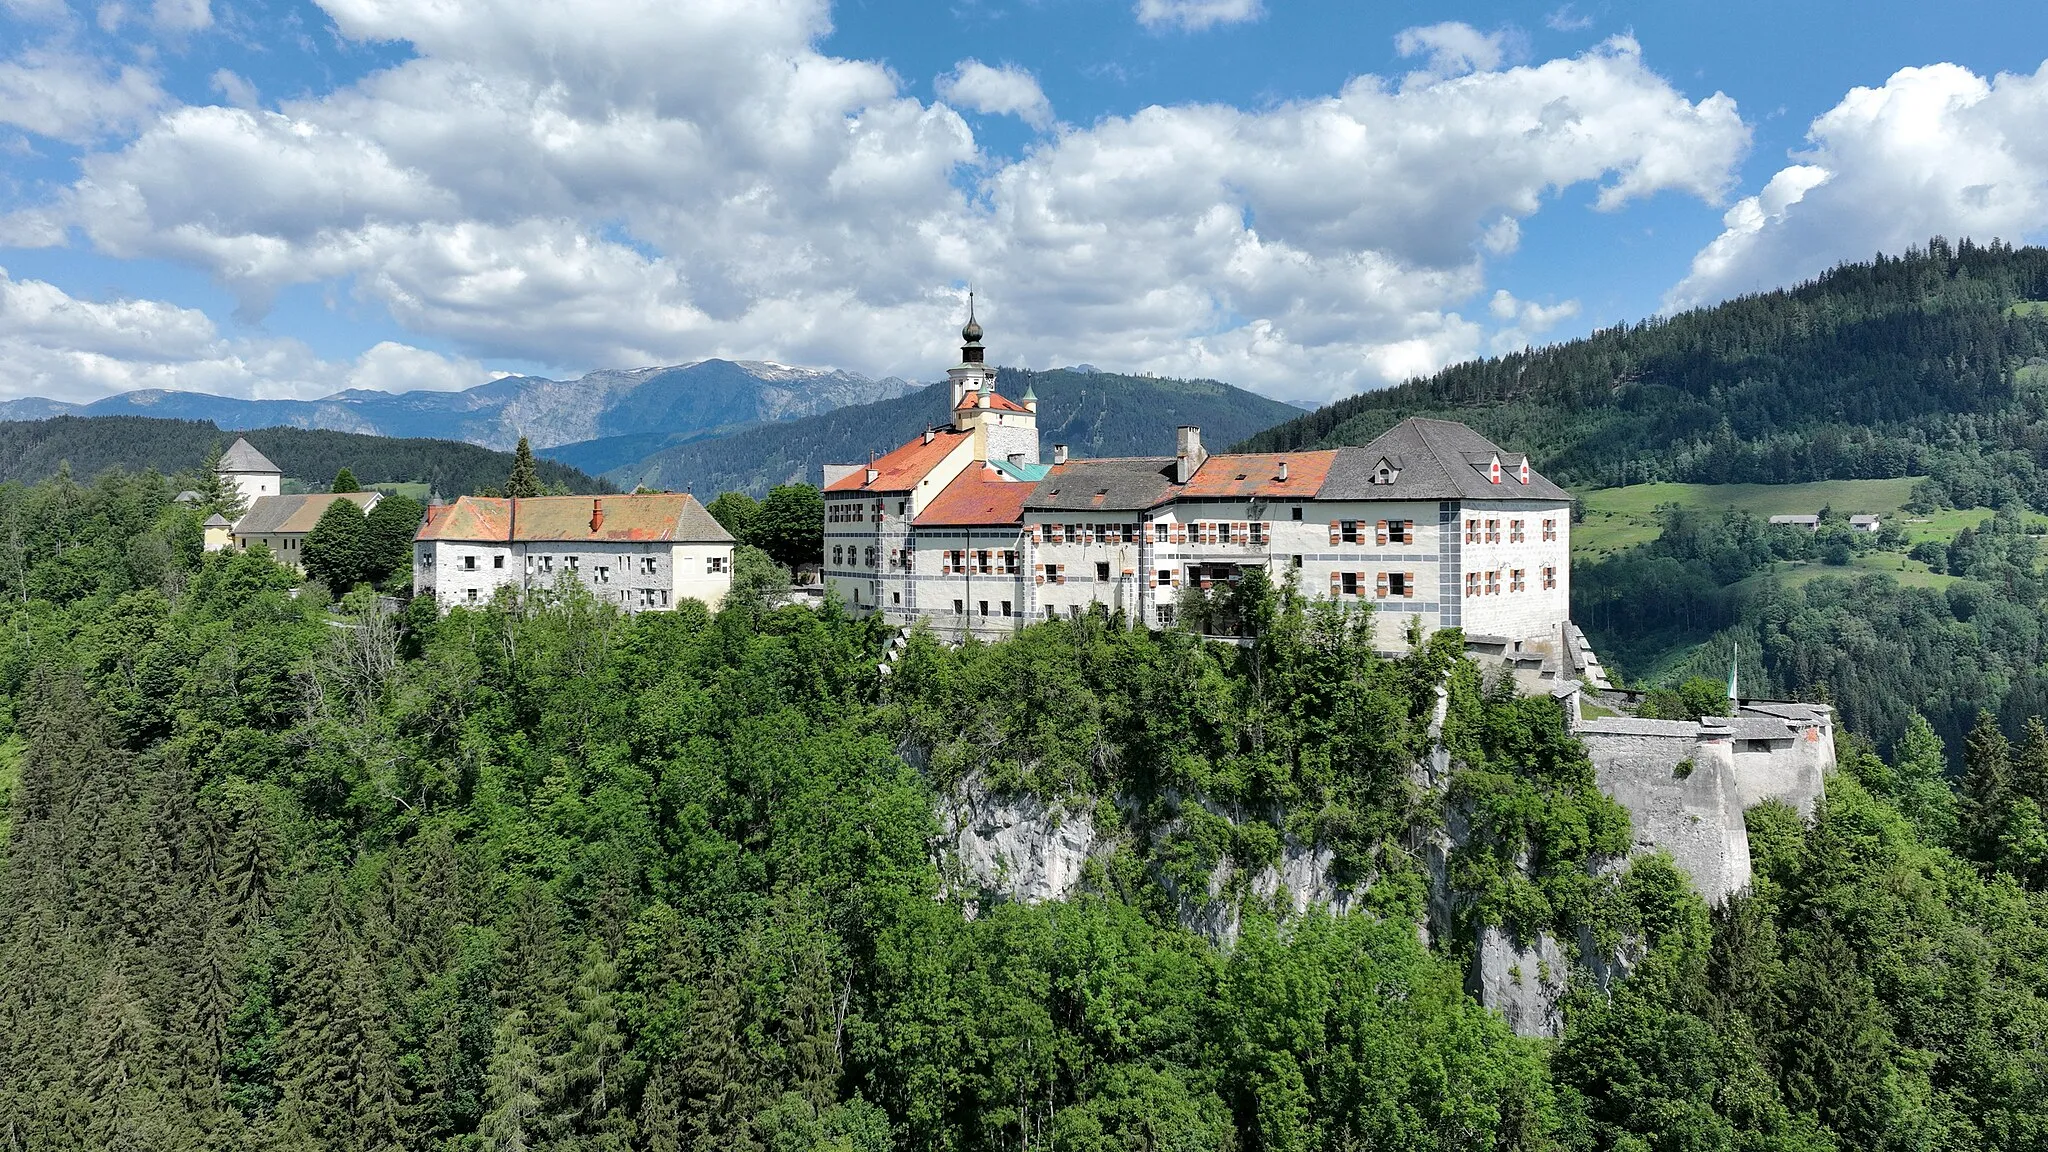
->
[413, 493, 735, 612]
[823, 314, 1592, 671]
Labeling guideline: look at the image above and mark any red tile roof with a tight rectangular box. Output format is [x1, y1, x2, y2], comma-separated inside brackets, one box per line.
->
[913, 467, 1032, 526]
[824, 428, 972, 493]
[415, 494, 732, 543]
[955, 391, 1030, 413]
[1178, 451, 1339, 500]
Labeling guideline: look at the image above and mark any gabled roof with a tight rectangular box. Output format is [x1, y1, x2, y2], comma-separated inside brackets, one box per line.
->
[1026, 458, 1178, 512]
[824, 428, 973, 494]
[234, 492, 380, 535]
[415, 494, 733, 543]
[956, 391, 1031, 413]
[218, 437, 281, 475]
[914, 466, 1034, 527]
[1318, 418, 1570, 502]
[203, 513, 232, 527]
[1177, 451, 1338, 500]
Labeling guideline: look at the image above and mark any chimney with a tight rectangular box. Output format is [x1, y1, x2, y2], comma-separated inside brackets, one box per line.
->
[979, 384, 990, 409]
[1174, 426, 1206, 484]
[1277, 459, 1289, 482]
[1052, 444, 1069, 465]
[590, 498, 603, 532]
[924, 425, 935, 445]
[865, 450, 880, 485]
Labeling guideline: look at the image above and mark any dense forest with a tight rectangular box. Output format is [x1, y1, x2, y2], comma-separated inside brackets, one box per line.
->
[1576, 499, 2048, 768]
[0, 416, 608, 497]
[7, 465, 2048, 1150]
[1240, 239, 2048, 510]
[570, 368, 1306, 496]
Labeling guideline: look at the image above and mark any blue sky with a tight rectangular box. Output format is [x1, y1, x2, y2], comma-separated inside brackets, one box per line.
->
[2, 0, 2046, 406]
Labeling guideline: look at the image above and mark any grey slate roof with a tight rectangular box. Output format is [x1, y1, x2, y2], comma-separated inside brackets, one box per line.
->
[203, 513, 232, 527]
[1316, 418, 1570, 502]
[218, 437, 281, 474]
[1025, 458, 1178, 511]
[233, 492, 379, 535]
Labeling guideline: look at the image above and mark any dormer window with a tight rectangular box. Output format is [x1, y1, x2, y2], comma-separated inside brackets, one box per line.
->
[1518, 458, 1531, 485]
[1372, 457, 1399, 484]
[1488, 455, 1502, 484]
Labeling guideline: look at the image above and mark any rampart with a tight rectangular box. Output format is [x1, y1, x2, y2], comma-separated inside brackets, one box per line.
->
[1573, 699, 1833, 903]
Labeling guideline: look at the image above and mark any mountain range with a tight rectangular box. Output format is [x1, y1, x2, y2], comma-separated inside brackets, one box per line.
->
[558, 367, 1310, 495]
[0, 359, 916, 452]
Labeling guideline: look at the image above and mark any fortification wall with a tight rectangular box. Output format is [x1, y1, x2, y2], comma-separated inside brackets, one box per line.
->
[1577, 719, 1753, 903]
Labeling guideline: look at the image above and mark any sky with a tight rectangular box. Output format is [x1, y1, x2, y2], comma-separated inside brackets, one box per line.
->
[1, 0, 2046, 408]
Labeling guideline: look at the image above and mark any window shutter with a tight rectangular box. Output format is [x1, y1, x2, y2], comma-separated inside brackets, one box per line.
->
[1329, 572, 1341, 597]
[1329, 520, 1341, 545]
[1057, 564, 1067, 585]
[1404, 572, 1416, 598]
[1035, 565, 1045, 585]
[1375, 572, 1388, 598]
[1376, 519, 1388, 546]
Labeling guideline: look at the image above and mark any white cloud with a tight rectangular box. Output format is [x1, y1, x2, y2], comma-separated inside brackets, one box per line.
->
[13, 3, 1750, 403]
[0, 46, 165, 142]
[151, 0, 210, 32]
[1669, 60, 2048, 310]
[1545, 5, 1593, 33]
[1135, 0, 1262, 34]
[937, 60, 1053, 129]
[0, 266, 487, 402]
[209, 67, 257, 109]
[1395, 22, 1513, 76]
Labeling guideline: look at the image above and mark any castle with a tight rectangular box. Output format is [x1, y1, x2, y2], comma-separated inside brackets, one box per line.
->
[824, 310, 1580, 660]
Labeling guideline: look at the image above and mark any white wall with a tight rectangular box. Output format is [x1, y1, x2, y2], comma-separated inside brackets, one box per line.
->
[1454, 499, 1571, 643]
[416, 539, 733, 612]
[1025, 512, 1147, 623]
[226, 471, 279, 506]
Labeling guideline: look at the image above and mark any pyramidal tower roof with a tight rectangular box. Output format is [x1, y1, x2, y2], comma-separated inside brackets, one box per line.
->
[217, 437, 281, 474]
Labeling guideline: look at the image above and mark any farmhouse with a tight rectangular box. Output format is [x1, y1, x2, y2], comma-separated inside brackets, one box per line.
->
[413, 493, 735, 612]
[823, 315, 1581, 663]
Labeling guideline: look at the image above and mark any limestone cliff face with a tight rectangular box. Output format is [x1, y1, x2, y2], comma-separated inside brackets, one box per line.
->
[926, 696, 1833, 1040]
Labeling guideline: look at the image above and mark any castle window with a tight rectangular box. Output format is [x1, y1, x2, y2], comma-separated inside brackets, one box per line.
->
[1291, 507, 1303, 521]
[1001, 600, 1012, 617]
[1155, 523, 1170, 542]
[1543, 565, 1557, 590]
[463, 555, 477, 571]
[953, 599, 964, 614]
[595, 565, 610, 584]
[1465, 572, 1481, 597]
[1157, 604, 1175, 625]
[1510, 568, 1525, 592]
[1340, 520, 1361, 544]
[1744, 739, 1773, 753]
[979, 600, 989, 618]
[1385, 572, 1409, 597]
[1509, 519, 1525, 543]
[832, 545, 844, 565]
[641, 556, 657, 574]
[1341, 572, 1359, 596]
[1157, 569, 1173, 586]
[1465, 518, 1479, 544]
[466, 588, 478, 602]
[1485, 571, 1500, 595]
[493, 555, 504, 569]
[708, 555, 727, 574]
[1096, 561, 1111, 582]
[1543, 518, 1558, 542]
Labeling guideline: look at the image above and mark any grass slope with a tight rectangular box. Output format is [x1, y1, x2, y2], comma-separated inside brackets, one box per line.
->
[0, 415, 611, 496]
[597, 367, 1306, 496]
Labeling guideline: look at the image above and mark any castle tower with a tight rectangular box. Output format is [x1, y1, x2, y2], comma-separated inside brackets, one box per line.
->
[944, 296, 1038, 466]
[217, 437, 282, 507]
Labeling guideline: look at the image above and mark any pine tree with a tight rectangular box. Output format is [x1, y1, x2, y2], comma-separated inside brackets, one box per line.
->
[1890, 715, 1959, 845]
[481, 1010, 548, 1152]
[1961, 711, 2014, 865]
[331, 468, 359, 493]
[507, 438, 543, 499]
[550, 943, 640, 1142]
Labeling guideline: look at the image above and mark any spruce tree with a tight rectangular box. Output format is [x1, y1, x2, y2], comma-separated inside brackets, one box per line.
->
[507, 438, 543, 499]
[1961, 711, 2014, 865]
[331, 467, 360, 493]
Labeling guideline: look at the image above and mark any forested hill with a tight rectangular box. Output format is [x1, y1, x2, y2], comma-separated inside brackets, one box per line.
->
[559, 367, 1306, 495]
[0, 415, 609, 496]
[1239, 239, 2048, 502]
